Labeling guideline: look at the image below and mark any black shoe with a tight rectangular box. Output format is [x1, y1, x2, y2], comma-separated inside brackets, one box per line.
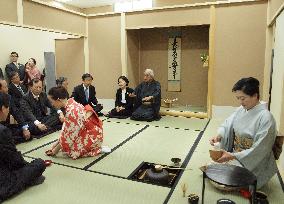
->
[255, 191, 269, 204]
[97, 112, 104, 117]
[30, 175, 45, 186]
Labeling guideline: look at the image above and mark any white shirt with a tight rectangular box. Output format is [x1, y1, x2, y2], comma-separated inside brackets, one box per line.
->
[13, 62, 19, 68]
[121, 89, 126, 103]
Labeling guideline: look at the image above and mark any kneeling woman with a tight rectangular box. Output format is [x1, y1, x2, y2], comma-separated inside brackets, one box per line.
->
[46, 87, 110, 159]
[209, 77, 277, 189]
[108, 76, 134, 119]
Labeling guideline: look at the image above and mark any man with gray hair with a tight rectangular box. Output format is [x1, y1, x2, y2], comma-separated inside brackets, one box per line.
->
[130, 69, 161, 121]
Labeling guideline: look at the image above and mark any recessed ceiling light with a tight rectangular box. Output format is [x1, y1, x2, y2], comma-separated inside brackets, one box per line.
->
[55, 0, 71, 3]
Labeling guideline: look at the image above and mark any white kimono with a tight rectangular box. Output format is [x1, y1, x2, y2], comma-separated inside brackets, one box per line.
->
[218, 103, 277, 188]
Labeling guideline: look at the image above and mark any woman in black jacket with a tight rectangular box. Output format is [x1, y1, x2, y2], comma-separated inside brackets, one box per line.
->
[108, 76, 134, 119]
[0, 92, 46, 202]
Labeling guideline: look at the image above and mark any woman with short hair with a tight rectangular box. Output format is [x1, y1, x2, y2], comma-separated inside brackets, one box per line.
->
[108, 76, 134, 119]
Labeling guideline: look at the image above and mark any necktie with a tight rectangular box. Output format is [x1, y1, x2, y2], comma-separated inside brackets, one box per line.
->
[14, 62, 19, 69]
[85, 88, 89, 102]
[17, 85, 24, 95]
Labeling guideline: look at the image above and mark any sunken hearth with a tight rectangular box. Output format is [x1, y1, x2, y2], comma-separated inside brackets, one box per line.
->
[128, 162, 182, 188]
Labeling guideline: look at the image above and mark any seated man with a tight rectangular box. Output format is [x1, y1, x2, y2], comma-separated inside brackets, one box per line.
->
[8, 72, 27, 98]
[130, 69, 161, 121]
[20, 78, 63, 137]
[0, 92, 46, 203]
[0, 79, 30, 144]
[71, 73, 103, 115]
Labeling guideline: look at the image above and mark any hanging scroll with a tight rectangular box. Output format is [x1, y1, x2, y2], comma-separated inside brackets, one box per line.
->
[168, 36, 181, 92]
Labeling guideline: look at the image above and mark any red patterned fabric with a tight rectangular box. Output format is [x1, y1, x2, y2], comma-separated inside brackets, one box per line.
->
[59, 98, 103, 159]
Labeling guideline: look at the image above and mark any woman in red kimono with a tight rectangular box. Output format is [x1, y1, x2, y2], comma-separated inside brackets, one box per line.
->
[45, 86, 110, 159]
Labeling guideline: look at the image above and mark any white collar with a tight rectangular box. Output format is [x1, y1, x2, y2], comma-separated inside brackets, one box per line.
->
[32, 92, 40, 99]
[12, 82, 20, 87]
[83, 84, 89, 90]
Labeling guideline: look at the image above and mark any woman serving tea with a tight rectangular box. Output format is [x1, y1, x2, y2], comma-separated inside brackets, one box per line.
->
[209, 77, 277, 188]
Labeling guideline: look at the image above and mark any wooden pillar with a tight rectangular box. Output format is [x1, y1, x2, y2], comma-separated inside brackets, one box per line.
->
[121, 12, 127, 76]
[84, 17, 89, 73]
[17, 0, 23, 25]
[208, 5, 216, 118]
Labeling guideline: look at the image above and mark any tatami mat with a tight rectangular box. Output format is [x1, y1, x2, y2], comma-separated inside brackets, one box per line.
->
[8, 116, 283, 204]
[16, 131, 60, 153]
[106, 115, 208, 130]
[24, 122, 145, 168]
[89, 127, 199, 178]
[4, 164, 169, 204]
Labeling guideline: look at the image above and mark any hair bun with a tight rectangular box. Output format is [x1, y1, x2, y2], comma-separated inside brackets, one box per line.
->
[247, 77, 259, 87]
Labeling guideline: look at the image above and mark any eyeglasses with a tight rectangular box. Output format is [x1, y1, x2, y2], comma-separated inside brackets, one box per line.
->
[11, 55, 18, 57]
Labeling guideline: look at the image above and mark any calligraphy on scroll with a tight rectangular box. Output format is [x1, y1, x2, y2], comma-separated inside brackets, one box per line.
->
[168, 36, 181, 92]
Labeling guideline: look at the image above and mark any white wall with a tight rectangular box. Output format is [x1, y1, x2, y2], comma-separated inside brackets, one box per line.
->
[270, 10, 284, 174]
[0, 24, 78, 75]
[270, 11, 284, 134]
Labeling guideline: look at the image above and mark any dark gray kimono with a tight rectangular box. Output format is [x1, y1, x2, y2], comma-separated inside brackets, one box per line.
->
[0, 124, 46, 202]
[131, 80, 161, 121]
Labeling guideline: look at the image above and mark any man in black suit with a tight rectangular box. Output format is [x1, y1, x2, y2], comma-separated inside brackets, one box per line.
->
[8, 72, 31, 141]
[5, 52, 26, 82]
[20, 78, 64, 137]
[71, 73, 103, 115]
[0, 92, 46, 202]
[0, 78, 31, 143]
[8, 72, 28, 104]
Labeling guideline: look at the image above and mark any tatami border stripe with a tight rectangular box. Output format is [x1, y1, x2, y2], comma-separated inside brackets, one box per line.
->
[23, 155, 128, 180]
[163, 119, 211, 204]
[276, 170, 284, 192]
[22, 139, 58, 155]
[83, 125, 149, 170]
[105, 117, 209, 131]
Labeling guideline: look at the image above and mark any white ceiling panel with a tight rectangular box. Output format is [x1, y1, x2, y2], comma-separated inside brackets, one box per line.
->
[56, 0, 117, 8]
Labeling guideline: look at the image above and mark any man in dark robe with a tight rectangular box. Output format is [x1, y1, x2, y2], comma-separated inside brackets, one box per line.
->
[0, 92, 46, 202]
[130, 69, 161, 121]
